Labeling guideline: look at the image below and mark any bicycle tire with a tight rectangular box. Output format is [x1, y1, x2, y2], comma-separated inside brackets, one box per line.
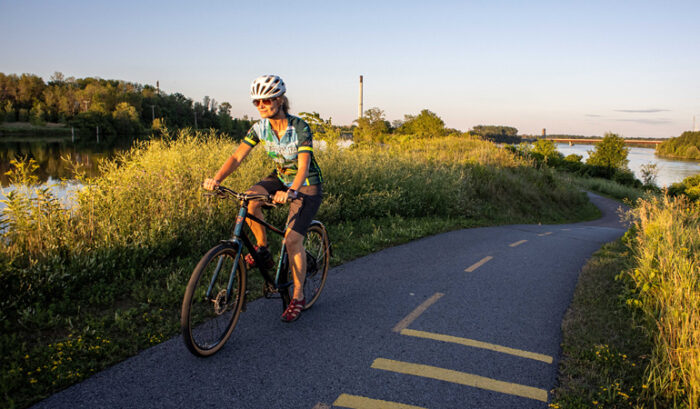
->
[287, 221, 330, 310]
[181, 243, 246, 357]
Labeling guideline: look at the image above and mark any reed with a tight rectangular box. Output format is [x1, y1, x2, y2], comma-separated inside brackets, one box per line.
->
[624, 195, 699, 407]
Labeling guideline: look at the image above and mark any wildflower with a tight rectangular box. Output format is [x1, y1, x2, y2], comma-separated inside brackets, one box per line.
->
[30, 379, 38, 384]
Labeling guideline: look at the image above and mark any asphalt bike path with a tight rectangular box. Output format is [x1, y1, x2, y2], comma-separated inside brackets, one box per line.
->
[32, 193, 628, 409]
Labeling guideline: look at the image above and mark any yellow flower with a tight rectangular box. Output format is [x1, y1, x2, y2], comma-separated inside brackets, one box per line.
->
[30, 379, 38, 384]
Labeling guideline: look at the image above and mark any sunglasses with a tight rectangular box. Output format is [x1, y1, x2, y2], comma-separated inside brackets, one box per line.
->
[253, 98, 276, 107]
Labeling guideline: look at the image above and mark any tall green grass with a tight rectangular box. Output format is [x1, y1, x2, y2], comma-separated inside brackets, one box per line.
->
[553, 195, 699, 409]
[622, 196, 699, 407]
[1, 131, 597, 408]
[560, 173, 647, 203]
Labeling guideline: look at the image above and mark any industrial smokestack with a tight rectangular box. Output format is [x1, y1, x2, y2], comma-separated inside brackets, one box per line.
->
[358, 75, 363, 119]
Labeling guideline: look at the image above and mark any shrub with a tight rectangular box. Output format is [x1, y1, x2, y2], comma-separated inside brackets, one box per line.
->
[668, 174, 700, 201]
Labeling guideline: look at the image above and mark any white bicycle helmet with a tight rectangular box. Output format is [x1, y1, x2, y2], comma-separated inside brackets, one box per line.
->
[250, 75, 286, 100]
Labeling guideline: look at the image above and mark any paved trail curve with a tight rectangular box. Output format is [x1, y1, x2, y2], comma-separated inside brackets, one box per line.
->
[33, 193, 628, 409]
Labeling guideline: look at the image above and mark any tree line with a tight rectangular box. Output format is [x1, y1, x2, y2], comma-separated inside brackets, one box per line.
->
[351, 106, 521, 144]
[0, 72, 528, 146]
[0, 72, 253, 143]
[656, 131, 700, 160]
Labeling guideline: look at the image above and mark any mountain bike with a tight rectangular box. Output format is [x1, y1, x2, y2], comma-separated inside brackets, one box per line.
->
[181, 185, 330, 357]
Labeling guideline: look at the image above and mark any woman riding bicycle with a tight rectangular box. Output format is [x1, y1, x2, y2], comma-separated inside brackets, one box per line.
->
[203, 75, 323, 323]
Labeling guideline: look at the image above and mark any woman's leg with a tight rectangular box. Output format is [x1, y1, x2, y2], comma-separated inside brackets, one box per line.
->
[284, 229, 306, 301]
[283, 183, 322, 302]
[246, 200, 267, 247]
[245, 175, 285, 247]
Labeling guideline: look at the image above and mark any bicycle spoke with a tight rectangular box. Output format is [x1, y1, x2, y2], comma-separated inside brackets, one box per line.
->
[182, 245, 246, 356]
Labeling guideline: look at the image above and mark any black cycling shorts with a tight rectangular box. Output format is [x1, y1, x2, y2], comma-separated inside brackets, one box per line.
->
[246, 174, 323, 236]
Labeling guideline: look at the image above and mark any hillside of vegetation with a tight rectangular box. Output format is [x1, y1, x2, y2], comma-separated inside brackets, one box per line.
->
[656, 131, 700, 160]
[0, 129, 599, 408]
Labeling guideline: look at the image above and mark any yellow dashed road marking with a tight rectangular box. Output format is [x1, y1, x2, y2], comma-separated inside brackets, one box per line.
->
[400, 329, 553, 364]
[392, 293, 444, 333]
[509, 240, 528, 247]
[464, 256, 493, 272]
[537, 232, 552, 236]
[333, 393, 427, 409]
[371, 358, 548, 402]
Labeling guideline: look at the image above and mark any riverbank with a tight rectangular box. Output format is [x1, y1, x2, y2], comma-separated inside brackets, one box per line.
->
[554, 143, 700, 188]
[655, 131, 700, 161]
[0, 122, 72, 138]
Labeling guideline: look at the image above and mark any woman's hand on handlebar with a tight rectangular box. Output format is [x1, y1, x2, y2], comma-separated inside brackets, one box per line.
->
[272, 189, 297, 204]
[203, 178, 221, 191]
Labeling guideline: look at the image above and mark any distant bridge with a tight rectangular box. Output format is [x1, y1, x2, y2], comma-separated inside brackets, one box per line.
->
[548, 138, 664, 146]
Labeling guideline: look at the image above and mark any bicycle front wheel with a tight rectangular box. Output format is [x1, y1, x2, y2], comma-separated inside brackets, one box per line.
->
[181, 243, 246, 357]
[292, 221, 330, 310]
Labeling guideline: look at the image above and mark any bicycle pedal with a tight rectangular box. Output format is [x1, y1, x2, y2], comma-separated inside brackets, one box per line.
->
[263, 283, 280, 299]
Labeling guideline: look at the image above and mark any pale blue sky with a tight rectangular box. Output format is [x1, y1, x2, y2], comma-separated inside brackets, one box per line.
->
[1, 0, 698, 137]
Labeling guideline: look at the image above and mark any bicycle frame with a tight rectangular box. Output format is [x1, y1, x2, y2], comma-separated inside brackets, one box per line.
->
[210, 196, 293, 305]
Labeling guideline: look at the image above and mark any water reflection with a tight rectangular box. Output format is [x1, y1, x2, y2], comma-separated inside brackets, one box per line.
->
[0, 139, 126, 187]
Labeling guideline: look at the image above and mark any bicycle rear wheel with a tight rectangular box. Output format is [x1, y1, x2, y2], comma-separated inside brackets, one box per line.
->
[181, 243, 246, 357]
[289, 221, 330, 310]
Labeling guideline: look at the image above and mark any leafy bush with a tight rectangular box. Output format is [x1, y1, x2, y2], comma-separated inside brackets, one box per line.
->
[586, 132, 630, 171]
[668, 173, 700, 201]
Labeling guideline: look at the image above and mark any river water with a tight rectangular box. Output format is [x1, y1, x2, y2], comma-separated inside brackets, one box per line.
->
[554, 143, 700, 187]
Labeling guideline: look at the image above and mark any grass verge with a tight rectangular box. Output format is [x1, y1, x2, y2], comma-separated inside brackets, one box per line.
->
[551, 195, 699, 409]
[550, 239, 654, 409]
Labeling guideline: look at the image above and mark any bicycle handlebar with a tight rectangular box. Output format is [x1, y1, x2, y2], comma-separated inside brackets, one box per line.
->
[204, 185, 271, 202]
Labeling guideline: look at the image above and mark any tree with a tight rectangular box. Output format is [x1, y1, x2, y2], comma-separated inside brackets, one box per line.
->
[586, 132, 629, 171]
[397, 109, 445, 138]
[532, 139, 561, 163]
[640, 163, 659, 187]
[29, 101, 47, 125]
[470, 125, 520, 144]
[17, 74, 46, 108]
[353, 107, 390, 143]
[216, 102, 234, 134]
[112, 102, 142, 135]
[299, 111, 341, 142]
[49, 71, 65, 85]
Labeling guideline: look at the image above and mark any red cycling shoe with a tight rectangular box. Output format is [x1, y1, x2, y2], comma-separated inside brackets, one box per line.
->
[281, 298, 305, 322]
[245, 245, 274, 269]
